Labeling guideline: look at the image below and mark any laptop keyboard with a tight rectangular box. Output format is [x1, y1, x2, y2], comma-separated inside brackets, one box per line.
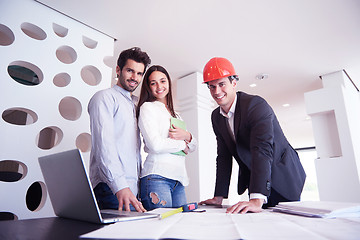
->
[101, 212, 128, 219]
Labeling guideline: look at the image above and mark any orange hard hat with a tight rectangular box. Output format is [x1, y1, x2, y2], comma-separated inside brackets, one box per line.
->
[203, 57, 236, 83]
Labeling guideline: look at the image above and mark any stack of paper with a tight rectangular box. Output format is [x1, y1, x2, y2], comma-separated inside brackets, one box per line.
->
[271, 201, 360, 218]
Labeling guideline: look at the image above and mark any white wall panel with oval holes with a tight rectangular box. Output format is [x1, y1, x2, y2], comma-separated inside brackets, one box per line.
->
[0, 0, 114, 220]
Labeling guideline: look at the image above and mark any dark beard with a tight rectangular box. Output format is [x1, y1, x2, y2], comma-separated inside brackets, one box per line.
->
[118, 78, 138, 92]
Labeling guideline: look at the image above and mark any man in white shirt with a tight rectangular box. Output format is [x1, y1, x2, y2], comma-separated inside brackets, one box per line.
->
[88, 47, 151, 212]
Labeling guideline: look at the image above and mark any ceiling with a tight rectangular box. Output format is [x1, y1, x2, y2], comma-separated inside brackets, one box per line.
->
[36, 0, 360, 149]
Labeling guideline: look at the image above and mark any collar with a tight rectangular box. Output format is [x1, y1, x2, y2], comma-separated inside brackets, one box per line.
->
[113, 84, 133, 102]
[220, 94, 237, 119]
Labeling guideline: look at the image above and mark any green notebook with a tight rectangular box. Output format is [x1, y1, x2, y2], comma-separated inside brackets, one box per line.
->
[170, 117, 187, 156]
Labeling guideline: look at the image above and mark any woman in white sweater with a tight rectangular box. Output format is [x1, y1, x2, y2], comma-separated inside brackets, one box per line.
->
[136, 65, 197, 210]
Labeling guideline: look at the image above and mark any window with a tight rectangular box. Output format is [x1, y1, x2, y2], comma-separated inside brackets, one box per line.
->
[297, 148, 319, 201]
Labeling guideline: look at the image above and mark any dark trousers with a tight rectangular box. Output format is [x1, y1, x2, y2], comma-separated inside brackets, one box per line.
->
[262, 188, 293, 209]
[93, 182, 137, 210]
[93, 182, 119, 210]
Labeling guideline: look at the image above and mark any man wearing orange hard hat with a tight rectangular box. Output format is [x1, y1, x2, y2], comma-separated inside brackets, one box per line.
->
[199, 57, 306, 214]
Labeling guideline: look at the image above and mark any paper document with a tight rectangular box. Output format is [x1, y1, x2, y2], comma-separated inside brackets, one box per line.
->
[80, 207, 339, 239]
[271, 201, 360, 218]
[81, 207, 241, 240]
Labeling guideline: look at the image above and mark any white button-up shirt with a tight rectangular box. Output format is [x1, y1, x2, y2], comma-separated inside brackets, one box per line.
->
[138, 101, 197, 186]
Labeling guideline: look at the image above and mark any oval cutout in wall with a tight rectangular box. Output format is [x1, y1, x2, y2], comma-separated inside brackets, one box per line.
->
[36, 126, 63, 150]
[0, 160, 28, 182]
[0, 212, 18, 221]
[2, 107, 38, 125]
[82, 35, 98, 49]
[59, 96, 82, 121]
[56, 45, 77, 64]
[103, 56, 114, 68]
[81, 65, 102, 86]
[21, 22, 47, 40]
[8, 61, 44, 86]
[26, 181, 47, 212]
[52, 23, 68, 37]
[0, 24, 15, 46]
[53, 72, 71, 87]
[76, 133, 92, 152]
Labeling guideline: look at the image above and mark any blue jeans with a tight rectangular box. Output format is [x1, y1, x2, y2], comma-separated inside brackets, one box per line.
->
[93, 182, 136, 211]
[140, 174, 187, 211]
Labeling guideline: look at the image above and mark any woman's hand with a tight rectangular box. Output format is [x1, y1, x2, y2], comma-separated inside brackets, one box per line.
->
[183, 144, 189, 155]
[169, 125, 192, 142]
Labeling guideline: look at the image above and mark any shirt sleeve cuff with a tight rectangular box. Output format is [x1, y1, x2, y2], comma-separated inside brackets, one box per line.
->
[186, 136, 197, 152]
[249, 193, 268, 204]
[107, 177, 129, 195]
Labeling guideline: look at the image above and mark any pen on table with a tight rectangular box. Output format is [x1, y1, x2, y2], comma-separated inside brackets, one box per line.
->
[159, 207, 183, 220]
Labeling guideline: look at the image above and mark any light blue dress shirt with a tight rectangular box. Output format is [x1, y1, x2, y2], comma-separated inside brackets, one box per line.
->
[88, 85, 141, 197]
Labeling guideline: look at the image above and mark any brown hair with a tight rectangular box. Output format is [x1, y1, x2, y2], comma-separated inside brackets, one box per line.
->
[117, 47, 151, 72]
[136, 65, 176, 118]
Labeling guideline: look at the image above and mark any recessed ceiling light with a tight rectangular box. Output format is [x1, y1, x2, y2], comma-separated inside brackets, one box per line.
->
[282, 103, 290, 107]
[249, 83, 257, 88]
[255, 73, 269, 80]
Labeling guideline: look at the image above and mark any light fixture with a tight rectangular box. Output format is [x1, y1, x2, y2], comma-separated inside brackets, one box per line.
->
[282, 103, 290, 107]
[249, 83, 257, 88]
[255, 73, 269, 80]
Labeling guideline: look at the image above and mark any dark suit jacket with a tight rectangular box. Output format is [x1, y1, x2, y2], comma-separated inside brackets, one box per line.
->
[212, 91, 306, 201]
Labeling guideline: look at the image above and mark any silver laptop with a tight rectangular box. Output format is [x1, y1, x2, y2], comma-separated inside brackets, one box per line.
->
[38, 149, 159, 224]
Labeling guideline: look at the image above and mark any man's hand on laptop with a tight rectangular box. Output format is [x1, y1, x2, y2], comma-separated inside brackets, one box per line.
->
[116, 188, 146, 212]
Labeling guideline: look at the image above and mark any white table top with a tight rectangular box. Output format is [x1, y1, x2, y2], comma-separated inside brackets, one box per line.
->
[81, 205, 360, 240]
